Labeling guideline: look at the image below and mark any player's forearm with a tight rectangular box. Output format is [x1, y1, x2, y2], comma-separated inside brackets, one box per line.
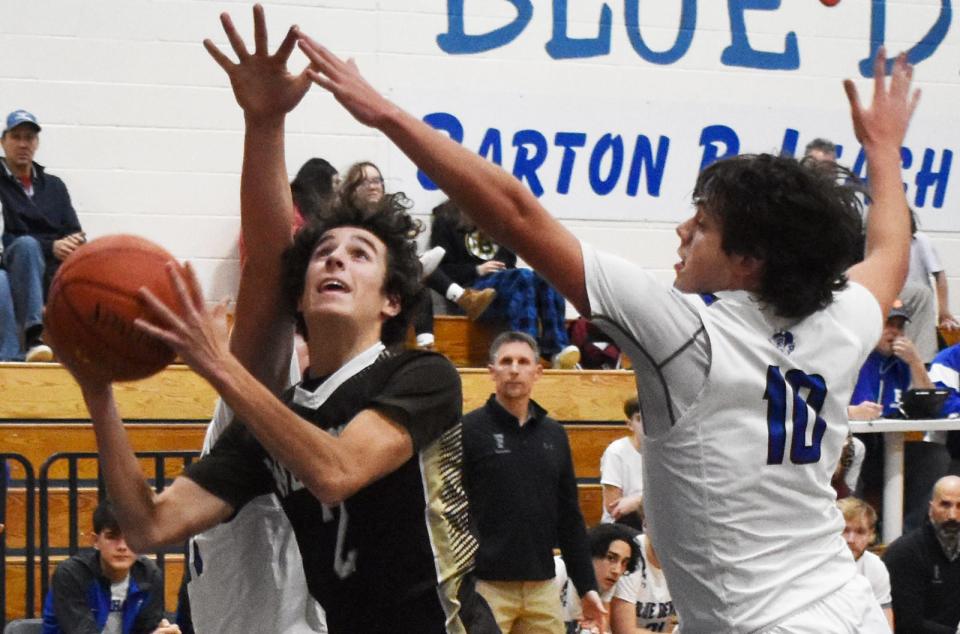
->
[81, 386, 171, 551]
[862, 145, 911, 290]
[231, 117, 296, 391]
[207, 356, 350, 504]
[377, 106, 588, 309]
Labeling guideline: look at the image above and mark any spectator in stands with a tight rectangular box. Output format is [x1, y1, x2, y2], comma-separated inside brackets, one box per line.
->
[930, 339, 960, 418]
[41, 499, 178, 634]
[464, 331, 603, 631]
[1, 258, 21, 360]
[600, 396, 644, 529]
[838, 497, 893, 630]
[883, 475, 960, 633]
[0, 109, 84, 362]
[803, 137, 838, 163]
[429, 199, 580, 368]
[558, 523, 640, 633]
[610, 506, 677, 634]
[849, 303, 933, 421]
[291, 157, 339, 222]
[901, 211, 959, 363]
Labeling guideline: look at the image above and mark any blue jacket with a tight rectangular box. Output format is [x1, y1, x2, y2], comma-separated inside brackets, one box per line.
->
[929, 343, 960, 417]
[42, 549, 164, 634]
[850, 350, 911, 417]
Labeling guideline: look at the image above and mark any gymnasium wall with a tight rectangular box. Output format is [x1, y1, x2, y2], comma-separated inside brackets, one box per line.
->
[1, 0, 958, 311]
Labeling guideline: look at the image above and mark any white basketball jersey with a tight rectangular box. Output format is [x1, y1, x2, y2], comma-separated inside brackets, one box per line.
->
[643, 285, 880, 632]
[188, 357, 327, 633]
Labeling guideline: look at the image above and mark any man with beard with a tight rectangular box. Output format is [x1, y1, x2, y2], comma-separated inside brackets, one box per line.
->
[883, 475, 960, 633]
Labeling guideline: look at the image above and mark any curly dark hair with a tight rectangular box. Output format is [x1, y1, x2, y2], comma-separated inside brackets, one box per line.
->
[587, 523, 640, 574]
[281, 193, 424, 347]
[693, 154, 864, 319]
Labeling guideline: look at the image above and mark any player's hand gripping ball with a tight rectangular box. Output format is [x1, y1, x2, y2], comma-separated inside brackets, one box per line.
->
[44, 234, 185, 382]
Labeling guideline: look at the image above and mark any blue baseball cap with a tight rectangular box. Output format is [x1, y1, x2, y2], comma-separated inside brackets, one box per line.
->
[4, 110, 41, 134]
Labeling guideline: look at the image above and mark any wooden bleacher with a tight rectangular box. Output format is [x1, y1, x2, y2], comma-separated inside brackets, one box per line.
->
[0, 320, 636, 621]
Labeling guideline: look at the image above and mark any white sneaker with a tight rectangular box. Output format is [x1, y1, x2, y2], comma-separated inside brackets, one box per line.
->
[26, 343, 53, 362]
[419, 246, 446, 279]
[551, 345, 580, 370]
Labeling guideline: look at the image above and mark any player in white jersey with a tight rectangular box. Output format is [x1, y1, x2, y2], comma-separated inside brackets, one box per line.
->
[299, 31, 918, 633]
[611, 532, 675, 633]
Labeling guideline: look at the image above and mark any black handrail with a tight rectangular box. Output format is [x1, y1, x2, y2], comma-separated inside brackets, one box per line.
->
[1, 453, 36, 628]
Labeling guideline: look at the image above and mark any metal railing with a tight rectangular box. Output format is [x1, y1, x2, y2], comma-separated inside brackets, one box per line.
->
[0, 453, 36, 628]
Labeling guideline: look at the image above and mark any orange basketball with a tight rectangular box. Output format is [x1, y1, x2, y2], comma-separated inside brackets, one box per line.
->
[44, 234, 184, 382]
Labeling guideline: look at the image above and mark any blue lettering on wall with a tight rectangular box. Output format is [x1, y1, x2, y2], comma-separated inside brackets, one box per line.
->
[780, 128, 799, 156]
[555, 132, 588, 194]
[545, 0, 611, 58]
[699, 125, 740, 171]
[627, 135, 670, 197]
[915, 149, 953, 208]
[513, 129, 549, 196]
[479, 128, 504, 165]
[589, 133, 625, 195]
[859, 0, 951, 77]
[418, 112, 464, 190]
[625, 0, 696, 64]
[437, 0, 533, 54]
[721, 0, 799, 70]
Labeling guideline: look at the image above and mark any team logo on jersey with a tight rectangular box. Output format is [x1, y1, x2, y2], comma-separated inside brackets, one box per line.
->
[493, 433, 510, 454]
[772, 329, 795, 355]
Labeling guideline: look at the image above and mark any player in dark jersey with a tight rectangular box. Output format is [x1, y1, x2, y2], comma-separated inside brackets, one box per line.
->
[52, 7, 496, 633]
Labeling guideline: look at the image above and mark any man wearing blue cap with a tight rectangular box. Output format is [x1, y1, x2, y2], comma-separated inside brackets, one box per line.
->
[0, 109, 84, 361]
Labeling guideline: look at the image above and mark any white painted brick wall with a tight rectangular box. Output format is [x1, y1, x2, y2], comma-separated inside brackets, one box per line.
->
[1, 0, 957, 317]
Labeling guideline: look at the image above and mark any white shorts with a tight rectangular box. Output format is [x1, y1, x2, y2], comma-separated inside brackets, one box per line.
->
[758, 575, 890, 634]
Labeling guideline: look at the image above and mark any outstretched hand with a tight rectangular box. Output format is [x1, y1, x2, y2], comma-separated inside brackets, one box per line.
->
[204, 4, 311, 123]
[296, 31, 398, 127]
[134, 262, 232, 384]
[843, 49, 921, 151]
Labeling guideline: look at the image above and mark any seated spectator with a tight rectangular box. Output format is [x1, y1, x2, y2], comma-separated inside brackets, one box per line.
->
[601, 396, 644, 529]
[568, 316, 622, 369]
[831, 432, 866, 499]
[429, 199, 579, 368]
[929, 341, 960, 418]
[41, 499, 178, 634]
[610, 510, 677, 634]
[901, 211, 959, 363]
[290, 157, 339, 222]
[849, 303, 932, 421]
[803, 137, 838, 164]
[557, 523, 640, 634]
[838, 497, 893, 630]
[0, 110, 84, 362]
[883, 475, 960, 633]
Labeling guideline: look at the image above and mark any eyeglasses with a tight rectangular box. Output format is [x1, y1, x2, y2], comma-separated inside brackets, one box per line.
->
[360, 177, 384, 187]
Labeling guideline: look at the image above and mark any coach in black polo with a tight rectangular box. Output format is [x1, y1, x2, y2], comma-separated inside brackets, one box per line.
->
[463, 330, 602, 632]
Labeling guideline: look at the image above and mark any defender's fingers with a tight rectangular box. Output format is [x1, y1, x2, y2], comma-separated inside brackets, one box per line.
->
[203, 39, 234, 71]
[252, 4, 268, 55]
[221, 12, 250, 59]
[306, 68, 336, 91]
[297, 34, 343, 73]
[842, 79, 862, 112]
[872, 47, 887, 97]
[909, 88, 922, 117]
[133, 316, 179, 347]
[137, 286, 186, 332]
[275, 25, 299, 62]
[183, 261, 205, 310]
[165, 262, 201, 318]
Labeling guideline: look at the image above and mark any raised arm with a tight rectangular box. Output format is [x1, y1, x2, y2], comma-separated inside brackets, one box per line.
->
[295, 34, 590, 315]
[844, 50, 921, 317]
[205, 5, 311, 392]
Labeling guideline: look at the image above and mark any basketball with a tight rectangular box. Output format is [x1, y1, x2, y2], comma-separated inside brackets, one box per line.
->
[44, 234, 185, 382]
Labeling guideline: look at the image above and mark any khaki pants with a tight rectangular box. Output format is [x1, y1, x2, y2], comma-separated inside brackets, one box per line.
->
[475, 578, 565, 634]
